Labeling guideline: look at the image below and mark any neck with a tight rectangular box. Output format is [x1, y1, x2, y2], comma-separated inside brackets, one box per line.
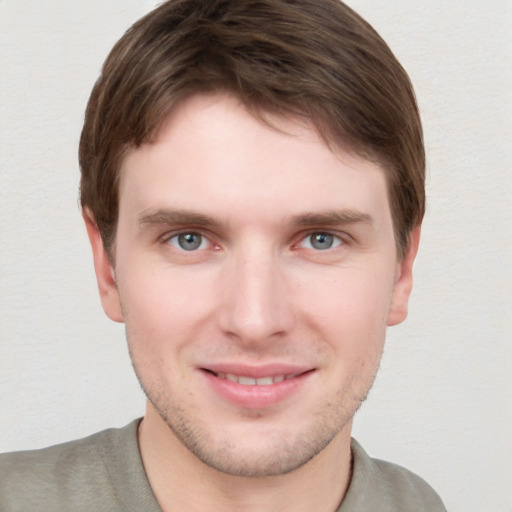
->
[138, 403, 353, 512]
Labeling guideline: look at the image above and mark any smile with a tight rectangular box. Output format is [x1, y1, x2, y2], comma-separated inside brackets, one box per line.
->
[202, 367, 313, 408]
[213, 372, 301, 386]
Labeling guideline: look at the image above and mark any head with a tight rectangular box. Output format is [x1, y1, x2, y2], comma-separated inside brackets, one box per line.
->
[79, 0, 424, 261]
[80, 0, 424, 478]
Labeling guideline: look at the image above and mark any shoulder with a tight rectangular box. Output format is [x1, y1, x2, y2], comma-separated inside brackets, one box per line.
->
[1, 423, 123, 477]
[0, 420, 154, 512]
[339, 439, 447, 512]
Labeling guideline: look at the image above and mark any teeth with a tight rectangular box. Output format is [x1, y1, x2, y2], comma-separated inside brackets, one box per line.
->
[214, 372, 298, 385]
[238, 376, 257, 385]
[256, 377, 273, 385]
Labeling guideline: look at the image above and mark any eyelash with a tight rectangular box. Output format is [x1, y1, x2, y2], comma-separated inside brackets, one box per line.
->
[163, 231, 213, 251]
[298, 232, 344, 251]
[161, 230, 347, 253]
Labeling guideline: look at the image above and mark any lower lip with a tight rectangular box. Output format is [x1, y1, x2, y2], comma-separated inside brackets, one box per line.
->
[201, 370, 313, 409]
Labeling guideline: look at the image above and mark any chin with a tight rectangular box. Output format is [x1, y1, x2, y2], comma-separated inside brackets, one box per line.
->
[152, 396, 350, 478]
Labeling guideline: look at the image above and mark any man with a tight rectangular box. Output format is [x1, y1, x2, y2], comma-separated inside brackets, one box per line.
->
[0, 0, 447, 510]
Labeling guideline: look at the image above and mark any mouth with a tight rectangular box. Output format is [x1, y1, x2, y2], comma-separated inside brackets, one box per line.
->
[202, 369, 304, 386]
[200, 365, 314, 408]
[198, 362, 317, 410]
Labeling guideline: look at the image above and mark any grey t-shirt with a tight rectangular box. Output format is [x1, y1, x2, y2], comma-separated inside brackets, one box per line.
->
[0, 420, 446, 511]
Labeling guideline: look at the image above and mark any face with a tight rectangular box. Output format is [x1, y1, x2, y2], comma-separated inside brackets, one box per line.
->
[86, 94, 417, 478]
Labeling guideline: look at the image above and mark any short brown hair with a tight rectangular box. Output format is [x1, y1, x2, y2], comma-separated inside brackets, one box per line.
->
[79, 0, 424, 259]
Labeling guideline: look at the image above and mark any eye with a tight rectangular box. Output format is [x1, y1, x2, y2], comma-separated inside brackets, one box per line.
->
[300, 232, 343, 251]
[167, 232, 210, 251]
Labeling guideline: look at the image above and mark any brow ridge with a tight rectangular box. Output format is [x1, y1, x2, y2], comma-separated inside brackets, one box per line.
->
[289, 209, 373, 227]
[138, 208, 221, 227]
[138, 207, 373, 230]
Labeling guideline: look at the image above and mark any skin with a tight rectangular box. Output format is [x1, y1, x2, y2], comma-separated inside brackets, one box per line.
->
[84, 93, 419, 512]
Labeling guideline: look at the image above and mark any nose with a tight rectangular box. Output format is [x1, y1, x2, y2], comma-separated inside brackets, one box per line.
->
[217, 245, 295, 347]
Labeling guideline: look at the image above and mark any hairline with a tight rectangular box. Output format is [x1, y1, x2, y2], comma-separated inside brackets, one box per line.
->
[93, 92, 409, 263]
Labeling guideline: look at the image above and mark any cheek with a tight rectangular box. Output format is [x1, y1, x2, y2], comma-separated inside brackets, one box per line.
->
[118, 265, 216, 346]
[298, 268, 394, 331]
[294, 265, 394, 378]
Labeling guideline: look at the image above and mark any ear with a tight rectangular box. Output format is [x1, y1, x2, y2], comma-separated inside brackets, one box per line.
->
[387, 226, 421, 327]
[82, 209, 124, 323]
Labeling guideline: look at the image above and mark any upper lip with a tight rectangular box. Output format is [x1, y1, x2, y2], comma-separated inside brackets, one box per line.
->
[200, 363, 314, 379]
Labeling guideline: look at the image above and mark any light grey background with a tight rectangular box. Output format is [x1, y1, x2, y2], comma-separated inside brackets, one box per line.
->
[1, 1, 511, 511]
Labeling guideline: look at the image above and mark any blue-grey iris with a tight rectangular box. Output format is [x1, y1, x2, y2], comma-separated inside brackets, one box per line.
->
[178, 233, 202, 250]
[310, 233, 334, 250]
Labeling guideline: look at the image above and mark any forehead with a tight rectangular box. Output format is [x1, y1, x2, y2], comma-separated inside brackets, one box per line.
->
[118, 94, 392, 230]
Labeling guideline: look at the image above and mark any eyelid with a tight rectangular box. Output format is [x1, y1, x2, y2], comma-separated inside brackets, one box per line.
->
[157, 227, 351, 252]
[160, 229, 215, 250]
[300, 231, 344, 250]
[296, 229, 350, 246]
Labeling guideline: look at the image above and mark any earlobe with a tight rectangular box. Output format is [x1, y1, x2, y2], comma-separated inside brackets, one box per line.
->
[387, 226, 421, 327]
[82, 209, 124, 323]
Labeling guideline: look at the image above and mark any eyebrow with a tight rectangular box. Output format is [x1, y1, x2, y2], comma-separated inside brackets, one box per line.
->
[137, 208, 373, 230]
[289, 210, 373, 227]
[138, 209, 221, 227]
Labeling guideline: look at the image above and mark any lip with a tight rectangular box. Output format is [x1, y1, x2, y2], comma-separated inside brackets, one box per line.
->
[199, 363, 315, 409]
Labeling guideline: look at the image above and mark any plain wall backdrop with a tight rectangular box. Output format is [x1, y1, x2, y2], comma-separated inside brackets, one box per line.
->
[1, 1, 511, 511]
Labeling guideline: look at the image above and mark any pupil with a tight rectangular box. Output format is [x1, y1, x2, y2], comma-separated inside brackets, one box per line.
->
[178, 233, 201, 250]
[312, 233, 333, 250]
